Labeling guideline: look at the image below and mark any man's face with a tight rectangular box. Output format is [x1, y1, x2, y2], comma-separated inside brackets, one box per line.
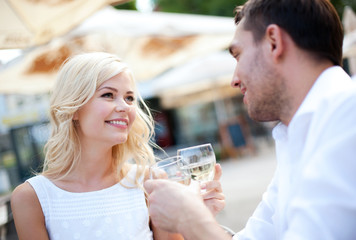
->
[229, 19, 285, 122]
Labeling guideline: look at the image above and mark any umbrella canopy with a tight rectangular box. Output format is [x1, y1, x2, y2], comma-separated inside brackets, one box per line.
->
[344, 31, 356, 58]
[0, 0, 129, 49]
[139, 51, 239, 108]
[343, 6, 356, 35]
[0, 7, 235, 94]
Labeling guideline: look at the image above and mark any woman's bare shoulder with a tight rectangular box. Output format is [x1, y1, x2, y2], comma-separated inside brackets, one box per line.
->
[11, 182, 49, 239]
[11, 182, 38, 207]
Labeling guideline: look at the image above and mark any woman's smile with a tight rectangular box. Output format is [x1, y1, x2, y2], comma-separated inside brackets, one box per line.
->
[105, 118, 129, 129]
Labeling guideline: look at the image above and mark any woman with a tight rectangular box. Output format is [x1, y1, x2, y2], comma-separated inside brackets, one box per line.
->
[11, 52, 224, 240]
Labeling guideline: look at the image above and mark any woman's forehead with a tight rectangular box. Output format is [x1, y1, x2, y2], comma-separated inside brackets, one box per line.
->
[100, 71, 135, 89]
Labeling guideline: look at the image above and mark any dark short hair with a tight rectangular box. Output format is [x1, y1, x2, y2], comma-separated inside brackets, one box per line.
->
[234, 0, 343, 66]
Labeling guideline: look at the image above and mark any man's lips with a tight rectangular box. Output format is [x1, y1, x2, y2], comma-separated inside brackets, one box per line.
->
[239, 82, 246, 95]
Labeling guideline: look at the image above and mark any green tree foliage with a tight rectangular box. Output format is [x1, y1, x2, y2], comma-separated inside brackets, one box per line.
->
[115, 0, 247, 17]
[115, 0, 356, 19]
[154, 0, 247, 17]
[114, 1, 136, 10]
[331, 0, 356, 18]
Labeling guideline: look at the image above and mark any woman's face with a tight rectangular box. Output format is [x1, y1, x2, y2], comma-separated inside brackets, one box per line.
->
[74, 71, 137, 147]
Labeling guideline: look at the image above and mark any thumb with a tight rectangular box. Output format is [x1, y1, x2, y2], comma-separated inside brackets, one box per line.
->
[144, 179, 157, 194]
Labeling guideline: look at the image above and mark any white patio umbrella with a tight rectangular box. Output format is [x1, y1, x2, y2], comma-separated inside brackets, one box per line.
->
[0, 0, 129, 49]
[0, 7, 235, 94]
[343, 31, 356, 58]
[139, 50, 239, 108]
[342, 6, 356, 75]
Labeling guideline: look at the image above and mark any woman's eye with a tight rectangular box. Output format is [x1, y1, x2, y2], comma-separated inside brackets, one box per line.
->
[101, 92, 114, 98]
[125, 95, 135, 103]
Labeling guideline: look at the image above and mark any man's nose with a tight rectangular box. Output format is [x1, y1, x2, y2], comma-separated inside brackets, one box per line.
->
[231, 66, 240, 88]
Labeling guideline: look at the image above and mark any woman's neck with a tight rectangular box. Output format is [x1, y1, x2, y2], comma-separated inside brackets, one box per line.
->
[53, 143, 119, 192]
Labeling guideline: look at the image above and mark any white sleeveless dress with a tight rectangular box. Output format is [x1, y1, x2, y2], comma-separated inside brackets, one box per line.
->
[27, 165, 153, 240]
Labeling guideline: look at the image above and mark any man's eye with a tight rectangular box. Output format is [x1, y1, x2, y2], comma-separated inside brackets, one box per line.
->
[101, 92, 114, 98]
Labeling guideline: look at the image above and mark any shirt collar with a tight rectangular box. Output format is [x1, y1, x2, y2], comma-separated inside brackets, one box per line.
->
[272, 66, 351, 141]
[292, 66, 351, 120]
[272, 122, 287, 141]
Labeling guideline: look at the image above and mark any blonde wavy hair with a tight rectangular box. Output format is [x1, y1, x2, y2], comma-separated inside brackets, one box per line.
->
[42, 52, 156, 187]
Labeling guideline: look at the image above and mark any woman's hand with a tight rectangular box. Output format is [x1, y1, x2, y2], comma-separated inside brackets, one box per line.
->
[200, 163, 225, 216]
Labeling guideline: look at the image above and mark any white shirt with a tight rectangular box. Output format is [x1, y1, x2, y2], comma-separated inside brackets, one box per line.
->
[27, 165, 153, 240]
[234, 66, 356, 239]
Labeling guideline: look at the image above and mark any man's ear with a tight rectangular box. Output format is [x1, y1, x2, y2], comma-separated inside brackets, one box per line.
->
[265, 24, 284, 62]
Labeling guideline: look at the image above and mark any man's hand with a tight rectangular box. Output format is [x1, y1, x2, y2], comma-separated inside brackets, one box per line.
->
[145, 179, 203, 232]
[145, 172, 232, 240]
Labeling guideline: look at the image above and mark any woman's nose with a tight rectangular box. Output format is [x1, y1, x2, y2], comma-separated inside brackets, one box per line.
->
[115, 100, 130, 112]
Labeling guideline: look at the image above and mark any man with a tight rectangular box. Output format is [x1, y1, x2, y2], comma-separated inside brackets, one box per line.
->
[145, 0, 356, 239]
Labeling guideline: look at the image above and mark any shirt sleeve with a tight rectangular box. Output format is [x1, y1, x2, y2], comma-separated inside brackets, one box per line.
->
[234, 169, 279, 240]
[282, 95, 356, 240]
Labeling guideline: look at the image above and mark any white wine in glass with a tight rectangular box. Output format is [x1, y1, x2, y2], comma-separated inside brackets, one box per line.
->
[150, 156, 191, 185]
[177, 143, 216, 183]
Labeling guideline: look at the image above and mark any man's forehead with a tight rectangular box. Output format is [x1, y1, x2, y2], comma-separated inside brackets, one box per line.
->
[229, 23, 246, 50]
[236, 17, 246, 31]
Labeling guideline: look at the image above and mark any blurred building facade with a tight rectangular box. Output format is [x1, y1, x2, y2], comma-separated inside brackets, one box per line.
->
[0, 93, 50, 192]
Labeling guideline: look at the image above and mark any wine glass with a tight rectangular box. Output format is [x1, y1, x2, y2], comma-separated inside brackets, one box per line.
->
[177, 143, 216, 183]
[149, 156, 191, 185]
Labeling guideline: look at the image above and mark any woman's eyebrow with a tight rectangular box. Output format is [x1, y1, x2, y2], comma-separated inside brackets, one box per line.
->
[98, 86, 118, 92]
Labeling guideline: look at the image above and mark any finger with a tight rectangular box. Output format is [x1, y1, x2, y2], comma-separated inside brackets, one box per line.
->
[202, 180, 222, 193]
[213, 163, 222, 180]
[157, 171, 168, 179]
[202, 191, 225, 201]
[144, 179, 161, 194]
[204, 198, 226, 208]
[144, 167, 150, 181]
